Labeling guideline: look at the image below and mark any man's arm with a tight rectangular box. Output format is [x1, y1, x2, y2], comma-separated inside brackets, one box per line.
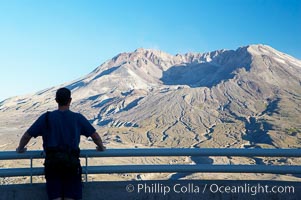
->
[90, 132, 106, 151]
[16, 132, 32, 153]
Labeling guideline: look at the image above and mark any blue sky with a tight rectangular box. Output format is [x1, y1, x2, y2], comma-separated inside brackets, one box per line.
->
[0, 0, 300, 101]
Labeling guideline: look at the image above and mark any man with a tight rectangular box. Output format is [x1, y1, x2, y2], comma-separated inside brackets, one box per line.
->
[16, 87, 106, 200]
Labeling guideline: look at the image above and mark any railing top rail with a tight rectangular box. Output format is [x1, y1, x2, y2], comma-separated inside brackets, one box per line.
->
[2, 164, 301, 177]
[0, 148, 300, 160]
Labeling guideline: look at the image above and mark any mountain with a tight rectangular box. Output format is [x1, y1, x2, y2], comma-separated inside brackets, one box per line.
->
[0, 44, 301, 152]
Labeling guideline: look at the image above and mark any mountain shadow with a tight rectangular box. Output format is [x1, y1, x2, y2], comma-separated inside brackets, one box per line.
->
[160, 48, 252, 88]
[92, 66, 120, 81]
[161, 62, 229, 87]
[67, 80, 86, 90]
[224, 103, 274, 146]
[261, 98, 281, 116]
[241, 98, 281, 146]
[242, 117, 274, 146]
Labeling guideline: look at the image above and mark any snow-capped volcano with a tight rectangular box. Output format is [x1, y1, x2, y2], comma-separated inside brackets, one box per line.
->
[1, 44, 301, 149]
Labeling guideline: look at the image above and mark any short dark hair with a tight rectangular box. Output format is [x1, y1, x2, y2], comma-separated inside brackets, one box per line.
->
[56, 88, 71, 106]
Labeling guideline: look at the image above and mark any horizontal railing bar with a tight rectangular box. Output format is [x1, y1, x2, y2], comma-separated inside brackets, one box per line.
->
[0, 151, 44, 160]
[86, 165, 301, 174]
[0, 167, 44, 177]
[1, 164, 301, 177]
[0, 148, 301, 160]
[81, 148, 301, 158]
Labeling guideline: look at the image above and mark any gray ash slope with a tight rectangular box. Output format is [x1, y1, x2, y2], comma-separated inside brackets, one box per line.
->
[1, 44, 301, 149]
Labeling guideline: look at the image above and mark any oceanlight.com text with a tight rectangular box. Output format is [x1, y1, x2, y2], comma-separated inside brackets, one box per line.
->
[207, 183, 295, 196]
[126, 183, 295, 196]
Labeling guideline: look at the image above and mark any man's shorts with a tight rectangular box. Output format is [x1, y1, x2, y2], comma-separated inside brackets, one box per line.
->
[45, 168, 82, 200]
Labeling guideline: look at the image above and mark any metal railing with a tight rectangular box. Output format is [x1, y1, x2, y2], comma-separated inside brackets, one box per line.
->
[0, 148, 301, 183]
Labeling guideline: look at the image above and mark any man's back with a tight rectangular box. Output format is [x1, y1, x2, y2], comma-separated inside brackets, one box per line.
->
[45, 110, 95, 149]
[27, 109, 96, 150]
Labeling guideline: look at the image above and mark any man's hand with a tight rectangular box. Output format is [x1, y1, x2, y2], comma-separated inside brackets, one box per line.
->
[96, 145, 106, 151]
[91, 132, 106, 151]
[17, 132, 32, 153]
[16, 147, 27, 153]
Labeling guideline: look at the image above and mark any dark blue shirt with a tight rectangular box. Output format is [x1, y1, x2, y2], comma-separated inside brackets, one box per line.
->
[27, 110, 96, 150]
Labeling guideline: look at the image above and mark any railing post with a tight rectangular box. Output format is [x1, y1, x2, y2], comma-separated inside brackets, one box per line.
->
[30, 157, 33, 184]
[85, 155, 88, 183]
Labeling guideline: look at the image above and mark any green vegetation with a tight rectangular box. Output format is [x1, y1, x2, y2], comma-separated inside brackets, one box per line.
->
[286, 127, 300, 136]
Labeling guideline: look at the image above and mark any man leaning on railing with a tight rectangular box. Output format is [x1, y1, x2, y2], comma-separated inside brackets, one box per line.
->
[16, 87, 106, 200]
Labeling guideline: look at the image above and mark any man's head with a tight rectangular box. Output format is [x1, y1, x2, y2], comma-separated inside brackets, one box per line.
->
[56, 88, 72, 106]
